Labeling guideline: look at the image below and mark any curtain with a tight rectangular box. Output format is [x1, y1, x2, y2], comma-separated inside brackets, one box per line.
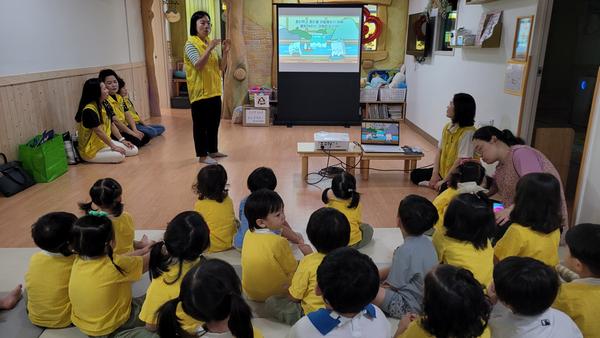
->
[186, 0, 221, 41]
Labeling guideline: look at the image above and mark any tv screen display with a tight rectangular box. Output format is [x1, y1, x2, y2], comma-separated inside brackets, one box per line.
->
[278, 6, 362, 73]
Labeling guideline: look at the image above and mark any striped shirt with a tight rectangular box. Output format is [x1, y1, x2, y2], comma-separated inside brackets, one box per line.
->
[185, 42, 200, 64]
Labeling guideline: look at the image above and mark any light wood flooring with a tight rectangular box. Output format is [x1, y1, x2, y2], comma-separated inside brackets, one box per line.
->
[0, 109, 438, 247]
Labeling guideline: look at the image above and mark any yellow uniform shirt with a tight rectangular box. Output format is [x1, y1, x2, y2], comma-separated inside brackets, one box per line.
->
[123, 97, 141, 123]
[494, 223, 560, 266]
[77, 102, 112, 160]
[139, 259, 202, 332]
[398, 320, 490, 338]
[183, 35, 223, 103]
[289, 252, 325, 314]
[69, 255, 143, 336]
[439, 123, 476, 178]
[553, 280, 600, 338]
[431, 187, 458, 232]
[25, 252, 75, 328]
[110, 212, 135, 255]
[106, 94, 127, 124]
[241, 230, 297, 301]
[326, 199, 362, 246]
[194, 196, 236, 253]
[434, 235, 494, 287]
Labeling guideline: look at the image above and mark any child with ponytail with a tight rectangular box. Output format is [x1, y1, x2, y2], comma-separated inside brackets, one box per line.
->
[69, 213, 150, 337]
[157, 259, 263, 338]
[80, 178, 152, 256]
[135, 211, 210, 334]
[322, 172, 373, 248]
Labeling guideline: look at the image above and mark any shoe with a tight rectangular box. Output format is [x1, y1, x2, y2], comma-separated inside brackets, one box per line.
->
[417, 181, 430, 187]
[199, 156, 218, 164]
[209, 152, 228, 158]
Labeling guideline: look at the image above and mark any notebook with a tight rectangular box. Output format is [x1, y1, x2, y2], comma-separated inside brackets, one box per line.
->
[360, 120, 403, 153]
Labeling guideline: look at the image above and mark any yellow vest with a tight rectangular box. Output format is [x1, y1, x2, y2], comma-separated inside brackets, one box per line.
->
[439, 123, 476, 178]
[123, 97, 141, 123]
[77, 102, 112, 160]
[183, 35, 222, 103]
[106, 94, 127, 123]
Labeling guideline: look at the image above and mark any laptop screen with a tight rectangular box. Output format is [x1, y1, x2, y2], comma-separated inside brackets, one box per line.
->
[361, 120, 400, 145]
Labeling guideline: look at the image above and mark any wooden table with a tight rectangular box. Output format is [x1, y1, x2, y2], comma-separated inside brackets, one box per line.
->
[297, 142, 424, 182]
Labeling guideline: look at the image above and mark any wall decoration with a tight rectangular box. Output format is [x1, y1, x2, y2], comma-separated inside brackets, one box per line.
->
[512, 15, 534, 61]
[504, 60, 528, 96]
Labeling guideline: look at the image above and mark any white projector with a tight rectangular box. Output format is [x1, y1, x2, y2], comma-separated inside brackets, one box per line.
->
[314, 132, 350, 151]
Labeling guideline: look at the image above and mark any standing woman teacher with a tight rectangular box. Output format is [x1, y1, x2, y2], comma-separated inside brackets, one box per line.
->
[184, 11, 230, 164]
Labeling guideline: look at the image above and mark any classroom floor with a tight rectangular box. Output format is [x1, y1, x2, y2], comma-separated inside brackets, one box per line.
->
[0, 108, 438, 248]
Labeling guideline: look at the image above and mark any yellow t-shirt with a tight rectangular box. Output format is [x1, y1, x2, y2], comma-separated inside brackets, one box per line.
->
[289, 252, 325, 314]
[69, 255, 143, 336]
[553, 280, 600, 338]
[326, 199, 362, 246]
[397, 320, 490, 338]
[434, 235, 494, 287]
[432, 187, 458, 232]
[110, 212, 135, 255]
[194, 196, 236, 253]
[494, 223, 560, 266]
[241, 230, 298, 301]
[139, 259, 202, 332]
[25, 252, 75, 328]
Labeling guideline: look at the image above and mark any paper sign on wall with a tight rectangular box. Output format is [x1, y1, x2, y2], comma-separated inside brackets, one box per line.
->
[245, 109, 267, 124]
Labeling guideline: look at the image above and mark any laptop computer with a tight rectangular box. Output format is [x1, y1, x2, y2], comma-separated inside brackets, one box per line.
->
[360, 119, 403, 153]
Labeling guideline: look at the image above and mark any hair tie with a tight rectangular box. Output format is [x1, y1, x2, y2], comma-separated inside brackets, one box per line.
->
[89, 210, 108, 217]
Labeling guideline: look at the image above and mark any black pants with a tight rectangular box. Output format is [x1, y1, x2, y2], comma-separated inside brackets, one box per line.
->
[191, 96, 221, 157]
[112, 133, 150, 148]
[410, 168, 449, 193]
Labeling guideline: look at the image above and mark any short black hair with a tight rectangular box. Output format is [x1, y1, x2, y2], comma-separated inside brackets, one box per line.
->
[247, 167, 277, 192]
[452, 93, 476, 127]
[31, 212, 77, 256]
[421, 265, 491, 338]
[189, 11, 210, 36]
[444, 193, 495, 250]
[98, 69, 119, 83]
[448, 161, 486, 189]
[317, 247, 379, 313]
[306, 207, 350, 253]
[194, 164, 228, 203]
[565, 223, 600, 276]
[244, 189, 284, 231]
[511, 173, 563, 234]
[398, 195, 438, 235]
[493, 256, 559, 316]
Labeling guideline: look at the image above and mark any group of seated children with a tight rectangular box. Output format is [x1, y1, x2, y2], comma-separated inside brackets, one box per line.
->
[17, 162, 600, 338]
[74, 68, 165, 164]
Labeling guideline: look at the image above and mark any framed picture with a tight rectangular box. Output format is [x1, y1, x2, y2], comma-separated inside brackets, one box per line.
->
[512, 15, 534, 61]
[504, 60, 528, 96]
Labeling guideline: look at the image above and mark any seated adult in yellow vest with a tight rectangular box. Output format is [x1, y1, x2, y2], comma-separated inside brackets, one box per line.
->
[117, 76, 166, 139]
[99, 69, 150, 148]
[75, 78, 138, 164]
[184, 10, 229, 164]
[410, 93, 477, 190]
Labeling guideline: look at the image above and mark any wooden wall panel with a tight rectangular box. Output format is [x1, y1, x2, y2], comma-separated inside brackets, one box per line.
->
[0, 63, 149, 161]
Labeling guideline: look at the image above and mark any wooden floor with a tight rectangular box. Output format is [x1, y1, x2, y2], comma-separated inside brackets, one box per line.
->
[0, 109, 437, 247]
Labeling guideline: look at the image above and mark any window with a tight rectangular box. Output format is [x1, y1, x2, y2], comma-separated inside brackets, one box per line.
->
[363, 5, 378, 51]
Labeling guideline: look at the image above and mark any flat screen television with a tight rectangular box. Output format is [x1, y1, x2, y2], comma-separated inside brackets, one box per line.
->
[406, 12, 433, 57]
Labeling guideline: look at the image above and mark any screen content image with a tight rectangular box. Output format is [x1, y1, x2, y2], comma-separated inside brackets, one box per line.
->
[278, 7, 362, 72]
[361, 122, 399, 145]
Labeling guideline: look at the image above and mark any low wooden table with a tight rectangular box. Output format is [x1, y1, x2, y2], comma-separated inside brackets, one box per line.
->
[297, 142, 423, 182]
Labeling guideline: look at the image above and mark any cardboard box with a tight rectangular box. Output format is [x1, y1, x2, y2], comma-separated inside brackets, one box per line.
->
[242, 106, 270, 127]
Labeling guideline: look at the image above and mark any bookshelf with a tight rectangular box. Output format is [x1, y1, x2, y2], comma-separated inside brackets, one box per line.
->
[361, 101, 405, 121]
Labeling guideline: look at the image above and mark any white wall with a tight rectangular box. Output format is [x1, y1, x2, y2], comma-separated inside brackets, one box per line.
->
[405, 0, 538, 141]
[0, 0, 145, 76]
[575, 71, 600, 224]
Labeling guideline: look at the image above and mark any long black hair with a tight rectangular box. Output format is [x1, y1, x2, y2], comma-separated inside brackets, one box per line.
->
[75, 78, 103, 123]
[149, 211, 210, 284]
[421, 265, 491, 338]
[189, 11, 210, 36]
[473, 126, 525, 146]
[194, 164, 228, 203]
[157, 259, 254, 338]
[322, 172, 360, 209]
[511, 173, 562, 234]
[71, 215, 124, 274]
[444, 193, 495, 250]
[79, 178, 124, 217]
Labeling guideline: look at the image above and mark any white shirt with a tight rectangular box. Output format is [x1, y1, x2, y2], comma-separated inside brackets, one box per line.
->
[489, 303, 582, 338]
[287, 305, 390, 338]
